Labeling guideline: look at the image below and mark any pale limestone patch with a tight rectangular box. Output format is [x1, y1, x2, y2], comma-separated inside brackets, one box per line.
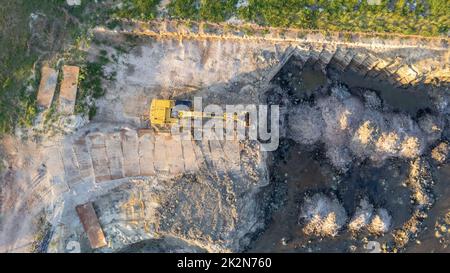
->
[431, 142, 449, 163]
[355, 121, 376, 145]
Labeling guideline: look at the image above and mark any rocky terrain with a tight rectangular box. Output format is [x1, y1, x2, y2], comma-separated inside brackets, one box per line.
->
[0, 20, 449, 253]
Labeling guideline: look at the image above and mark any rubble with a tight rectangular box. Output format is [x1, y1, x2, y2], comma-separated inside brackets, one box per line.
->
[299, 193, 347, 237]
[288, 106, 324, 145]
[434, 210, 450, 248]
[431, 142, 449, 164]
[392, 158, 434, 249]
[66, 0, 81, 6]
[367, 209, 392, 236]
[348, 198, 374, 233]
[286, 85, 434, 171]
[418, 114, 443, 143]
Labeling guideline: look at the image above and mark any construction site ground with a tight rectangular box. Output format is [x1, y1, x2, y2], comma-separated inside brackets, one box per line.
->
[0, 20, 449, 253]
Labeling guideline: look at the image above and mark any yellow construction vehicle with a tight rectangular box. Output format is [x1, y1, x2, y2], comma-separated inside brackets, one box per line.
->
[148, 99, 249, 133]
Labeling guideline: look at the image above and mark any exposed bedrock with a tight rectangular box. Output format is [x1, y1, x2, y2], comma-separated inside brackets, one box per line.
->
[258, 48, 446, 251]
[287, 85, 440, 172]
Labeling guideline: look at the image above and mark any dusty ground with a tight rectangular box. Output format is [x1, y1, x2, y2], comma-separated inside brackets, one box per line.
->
[0, 20, 449, 253]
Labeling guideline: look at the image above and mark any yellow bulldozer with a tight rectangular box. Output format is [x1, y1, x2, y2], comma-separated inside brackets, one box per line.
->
[146, 99, 249, 134]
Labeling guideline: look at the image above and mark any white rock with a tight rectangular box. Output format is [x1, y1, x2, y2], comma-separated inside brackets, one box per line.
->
[299, 193, 347, 237]
[348, 198, 374, 233]
[67, 0, 81, 6]
[367, 208, 392, 235]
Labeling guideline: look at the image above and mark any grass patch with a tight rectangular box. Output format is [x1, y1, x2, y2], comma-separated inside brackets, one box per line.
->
[114, 0, 161, 20]
[167, 0, 199, 20]
[168, 0, 239, 22]
[241, 0, 449, 36]
[0, 1, 121, 134]
[75, 53, 112, 119]
[0, 0, 65, 134]
[164, 0, 449, 36]
[43, 103, 59, 127]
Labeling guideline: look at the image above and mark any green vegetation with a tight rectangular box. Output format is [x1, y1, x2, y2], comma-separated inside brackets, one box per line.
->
[114, 0, 161, 20]
[75, 54, 111, 120]
[165, 0, 448, 36]
[167, 0, 198, 19]
[0, 1, 117, 134]
[244, 0, 449, 36]
[0, 0, 64, 134]
[43, 103, 58, 127]
[168, 0, 239, 22]
[0, 0, 89, 134]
